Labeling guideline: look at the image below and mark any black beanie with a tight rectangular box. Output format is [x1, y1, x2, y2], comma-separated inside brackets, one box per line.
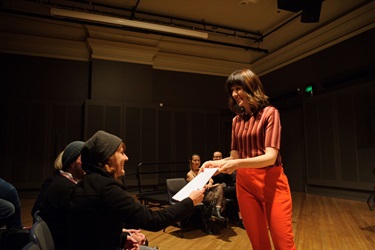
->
[62, 141, 84, 170]
[81, 130, 122, 167]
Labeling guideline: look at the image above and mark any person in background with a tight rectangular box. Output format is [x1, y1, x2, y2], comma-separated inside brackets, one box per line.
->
[35, 141, 156, 250]
[211, 151, 236, 199]
[67, 130, 204, 250]
[202, 69, 296, 250]
[31, 150, 64, 218]
[0, 178, 23, 230]
[186, 154, 225, 222]
[211, 151, 244, 228]
[38, 141, 85, 250]
[212, 151, 223, 161]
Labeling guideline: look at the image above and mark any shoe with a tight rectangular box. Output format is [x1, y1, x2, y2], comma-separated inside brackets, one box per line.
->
[211, 207, 225, 221]
[238, 220, 245, 229]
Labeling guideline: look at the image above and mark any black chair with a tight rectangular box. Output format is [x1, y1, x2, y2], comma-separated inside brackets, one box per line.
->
[29, 220, 55, 250]
[164, 178, 213, 237]
[163, 178, 190, 237]
[22, 242, 41, 250]
[32, 210, 42, 223]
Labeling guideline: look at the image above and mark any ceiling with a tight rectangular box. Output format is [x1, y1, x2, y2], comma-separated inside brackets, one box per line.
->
[0, 0, 374, 76]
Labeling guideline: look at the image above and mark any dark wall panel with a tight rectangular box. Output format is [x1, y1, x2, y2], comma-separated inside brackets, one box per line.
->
[104, 106, 122, 137]
[304, 101, 321, 180]
[141, 108, 157, 162]
[337, 93, 358, 182]
[191, 112, 206, 158]
[304, 81, 375, 190]
[205, 112, 221, 160]
[280, 107, 305, 192]
[91, 60, 153, 102]
[318, 98, 336, 180]
[158, 110, 172, 162]
[153, 70, 228, 110]
[27, 102, 48, 184]
[85, 105, 105, 138]
[0, 54, 89, 100]
[124, 107, 141, 171]
[175, 111, 189, 161]
[261, 28, 375, 100]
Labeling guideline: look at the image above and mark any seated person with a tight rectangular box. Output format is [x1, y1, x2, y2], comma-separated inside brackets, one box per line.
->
[186, 154, 225, 221]
[38, 141, 85, 250]
[66, 130, 204, 250]
[36, 141, 158, 250]
[31, 150, 65, 218]
[0, 178, 23, 230]
[211, 151, 236, 199]
[211, 151, 243, 228]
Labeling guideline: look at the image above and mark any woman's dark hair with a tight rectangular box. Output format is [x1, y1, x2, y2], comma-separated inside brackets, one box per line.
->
[225, 69, 270, 115]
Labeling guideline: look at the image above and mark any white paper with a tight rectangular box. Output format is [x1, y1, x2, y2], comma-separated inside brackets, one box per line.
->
[172, 168, 218, 201]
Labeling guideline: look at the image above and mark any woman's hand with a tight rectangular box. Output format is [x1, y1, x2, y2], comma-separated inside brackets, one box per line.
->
[122, 229, 140, 234]
[188, 188, 205, 206]
[122, 229, 146, 246]
[131, 232, 146, 245]
[124, 235, 140, 250]
[218, 160, 238, 175]
[200, 160, 224, 176]
[200, 160, 216, 170]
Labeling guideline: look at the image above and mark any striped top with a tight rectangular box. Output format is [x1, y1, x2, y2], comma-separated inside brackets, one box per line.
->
[231, 106, 282, 167]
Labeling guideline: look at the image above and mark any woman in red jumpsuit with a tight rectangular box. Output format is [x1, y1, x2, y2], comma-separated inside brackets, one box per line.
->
[203, 69, 296, 250]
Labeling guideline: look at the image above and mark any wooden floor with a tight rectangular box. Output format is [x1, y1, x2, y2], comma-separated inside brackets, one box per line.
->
[20, 192, 375, 250]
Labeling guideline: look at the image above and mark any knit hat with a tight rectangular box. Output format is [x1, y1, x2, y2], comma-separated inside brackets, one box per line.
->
[62, 141, 84, 170]
[81, 130, 122, 167]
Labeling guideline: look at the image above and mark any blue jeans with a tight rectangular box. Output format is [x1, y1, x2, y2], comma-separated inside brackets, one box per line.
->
[0, 178, 23, 229]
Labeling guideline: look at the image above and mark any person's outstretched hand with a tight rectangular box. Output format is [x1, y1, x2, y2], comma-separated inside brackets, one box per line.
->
[200, 160, 223, 175]
[188, 188, 205, 206]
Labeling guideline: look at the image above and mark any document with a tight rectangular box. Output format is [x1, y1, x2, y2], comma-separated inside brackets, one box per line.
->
[172, 168, 218, 201]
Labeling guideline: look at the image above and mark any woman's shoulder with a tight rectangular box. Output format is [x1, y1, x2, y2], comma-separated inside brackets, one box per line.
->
[260, 106, 279, 116]
[263, 105, 278, 112]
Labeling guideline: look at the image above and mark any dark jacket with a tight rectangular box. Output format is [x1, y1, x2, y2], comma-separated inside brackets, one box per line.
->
[67, 165, 195, 250]
[38, 174, 77, 250]
[31, 169, 61, 217]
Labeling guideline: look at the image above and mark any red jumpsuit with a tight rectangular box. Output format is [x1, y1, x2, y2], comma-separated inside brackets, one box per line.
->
[232, 106, 296, 250]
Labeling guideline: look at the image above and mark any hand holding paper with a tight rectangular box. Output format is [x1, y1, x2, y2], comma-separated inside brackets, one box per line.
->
[172, 168, 218, 201]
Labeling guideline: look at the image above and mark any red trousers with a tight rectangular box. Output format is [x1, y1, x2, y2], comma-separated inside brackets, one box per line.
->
[236, 166, 296, 250]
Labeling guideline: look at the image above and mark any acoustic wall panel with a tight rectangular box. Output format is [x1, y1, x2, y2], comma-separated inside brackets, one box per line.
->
[303, 101, 322, 180]
[337, 93, 358, 182]
[158, 110, 172, 162]
[317, 98, 336, 180]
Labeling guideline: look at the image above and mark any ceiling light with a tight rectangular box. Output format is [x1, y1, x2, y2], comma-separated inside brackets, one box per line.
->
[50, 8, 209, 39]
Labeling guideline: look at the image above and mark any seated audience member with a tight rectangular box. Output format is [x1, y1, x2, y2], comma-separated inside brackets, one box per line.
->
[31, 151, 64, 216]
[211, 151, 244, 228]
[186, 154, 226, 221]
[39, 141, 85, 250]
[211, 151, 236, 199]
[0, 179, 29, 249]
[0, 178, 23, 230]
[67, 130, 204, 250]
[31, 150, 64, 217]
[36, 142, 156, 250]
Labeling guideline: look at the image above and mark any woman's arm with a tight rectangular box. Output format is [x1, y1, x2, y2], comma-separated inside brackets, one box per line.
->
[186, 171, 194, 182]
[219, 147, 278, 174]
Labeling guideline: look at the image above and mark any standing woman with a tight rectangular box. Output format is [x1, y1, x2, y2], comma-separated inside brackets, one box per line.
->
[203, 69, 296, 250]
